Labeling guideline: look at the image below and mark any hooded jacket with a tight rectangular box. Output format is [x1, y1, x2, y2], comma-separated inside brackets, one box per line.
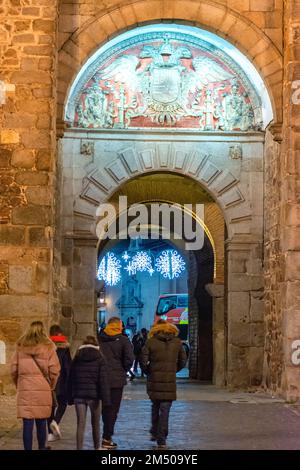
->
[69, 345, 111, 406]
[140, 322, 187, 401]
[50, 335, 72, 399]
[98, 329, 134, 389]
[11, 343, 60, 419]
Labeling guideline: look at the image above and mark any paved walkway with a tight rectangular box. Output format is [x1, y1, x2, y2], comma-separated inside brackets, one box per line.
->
[1, 378, 300, 450]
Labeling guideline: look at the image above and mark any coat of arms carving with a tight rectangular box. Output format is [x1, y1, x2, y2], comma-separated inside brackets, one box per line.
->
[72, 34, 262, 131]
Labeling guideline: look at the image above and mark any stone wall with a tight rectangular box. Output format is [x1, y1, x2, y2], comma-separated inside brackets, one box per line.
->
[0, 0, 58, 385]
[278, 0, 300, 400]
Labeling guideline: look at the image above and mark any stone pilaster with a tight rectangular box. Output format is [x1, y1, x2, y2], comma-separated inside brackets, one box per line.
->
[0, 0, 58, 386]
[226, 237, 264, 389]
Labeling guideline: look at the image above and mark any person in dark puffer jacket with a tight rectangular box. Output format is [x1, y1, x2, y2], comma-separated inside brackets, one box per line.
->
[47, 324, 72, 442]
[140, 320, 187, 449]
[69, 336, 111, 450]
[98, 316, 134, 449]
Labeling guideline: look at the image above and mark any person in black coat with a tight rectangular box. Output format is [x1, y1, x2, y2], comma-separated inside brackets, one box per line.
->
[69, 336, 111, 450]
[47, 324, 72, 442]
[98, 316, 134, 449]
[140, 320, 187, 449]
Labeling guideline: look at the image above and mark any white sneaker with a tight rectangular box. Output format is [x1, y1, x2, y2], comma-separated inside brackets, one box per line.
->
[48, 433, 58, 442]
[50, 420, 62, 439]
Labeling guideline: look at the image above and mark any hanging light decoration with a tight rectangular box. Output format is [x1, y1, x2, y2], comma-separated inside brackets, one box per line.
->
[155, 250, 186, 279]
[130, 251, 153, 273]
[97, 252, 122, 286]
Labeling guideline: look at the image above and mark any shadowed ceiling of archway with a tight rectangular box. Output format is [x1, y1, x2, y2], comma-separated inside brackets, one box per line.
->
[108, 173, 214, 205]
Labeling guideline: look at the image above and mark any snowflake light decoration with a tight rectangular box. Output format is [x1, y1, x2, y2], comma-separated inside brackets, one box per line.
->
[155, 250, 186, 279]
[131, 251, 153, 273]
[97, 252, 121, 286]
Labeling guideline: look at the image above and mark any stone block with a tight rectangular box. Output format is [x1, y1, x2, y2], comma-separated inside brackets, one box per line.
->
[36, 149, 51, 170]
[0, 295, 48, 316]
[229, 322, 251, 347]
[228, 292, 250, 323]
[15, 171, 48, 186]
[36, 263, 49, 293]
[11, 149, 35, 169]
[28, 227, 47, 246]
[9, 265, 32, 294]
[33, 19, 55, 33]
[25, 187, 51, 206]
[228, 273, 251, 292]
[250, 296, 264, 322]
[73, 265, 96, 289]
[0, 319, 22, 343]
[251, 323, 265, 347]
[0, 149, 12, 168]
[73, 246, 97, 266]
[20, 131, 51, 149]
[0, 131, 19, 144]
[12, 205, 50, 225]
[0, 227, 25, 245]
[73, 289, 94, 305]
[248, 347, 264, 385]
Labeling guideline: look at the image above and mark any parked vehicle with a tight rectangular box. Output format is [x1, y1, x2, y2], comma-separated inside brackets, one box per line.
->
[155, 294, 189, 342]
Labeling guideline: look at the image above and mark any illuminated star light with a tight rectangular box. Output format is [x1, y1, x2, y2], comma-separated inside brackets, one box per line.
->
[97, 252, 121, 286]
[122, 251, 130, 262]
[155, 250, 185, 280]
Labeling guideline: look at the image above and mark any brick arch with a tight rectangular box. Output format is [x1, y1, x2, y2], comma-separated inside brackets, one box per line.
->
[73, 143, 252, 241]
[57, 0, 283, 127]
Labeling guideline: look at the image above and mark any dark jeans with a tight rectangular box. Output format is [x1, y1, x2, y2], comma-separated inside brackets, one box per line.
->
[151, 400, 173, 445]
[23, 418, 47, 450]
[102, 387, 123, 440]
[47, 396, 68, 432]
[74, 399, 101, 450]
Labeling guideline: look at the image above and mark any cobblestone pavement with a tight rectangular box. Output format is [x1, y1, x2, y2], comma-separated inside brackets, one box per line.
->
[1, 378, 300, 450]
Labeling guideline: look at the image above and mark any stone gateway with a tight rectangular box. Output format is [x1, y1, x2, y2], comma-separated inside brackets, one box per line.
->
[0, 1, 300, 404]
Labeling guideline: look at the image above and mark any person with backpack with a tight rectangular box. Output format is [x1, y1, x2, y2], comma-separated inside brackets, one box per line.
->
[98, 316, 134, 449]
[68, 336, 111, 450]
[47, 324, 72, 442]
[10, 321, 60, 450]
[140, 319, 187, 449]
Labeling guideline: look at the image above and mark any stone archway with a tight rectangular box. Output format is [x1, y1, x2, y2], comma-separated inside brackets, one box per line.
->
[55, 19, 270, 389]
[57, 130, 264, 388]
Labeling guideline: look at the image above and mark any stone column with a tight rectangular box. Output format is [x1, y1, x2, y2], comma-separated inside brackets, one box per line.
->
[71, 239, 98, 353]
[226, 237, 264, 389]
[278, 0, 300, 400]
[205, 283, 225, 387]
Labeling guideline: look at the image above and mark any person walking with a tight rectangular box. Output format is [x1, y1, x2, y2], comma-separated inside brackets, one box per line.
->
[140, 319, 187, 449]
[98, 316, 134, 449]
[132, 328, 148, 378]
[47, 324, 72, 442]
[68, 336, 111, 450]
[10, 321, 61, 451]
